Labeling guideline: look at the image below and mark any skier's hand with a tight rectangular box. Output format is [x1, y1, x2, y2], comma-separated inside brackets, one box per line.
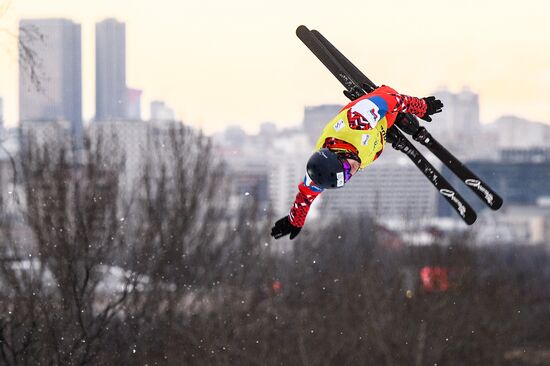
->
[420, 96, 444, 122]
[271, 216, 301, 240]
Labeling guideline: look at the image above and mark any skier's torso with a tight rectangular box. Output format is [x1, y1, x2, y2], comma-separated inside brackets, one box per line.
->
[315, 94, 394, 169]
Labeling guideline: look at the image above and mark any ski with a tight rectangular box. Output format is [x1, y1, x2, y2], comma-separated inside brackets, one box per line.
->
[296, 25, 477, 225]
[411, 127, 503, 210]
[387, 127, 476, 225]
[309, 28, 503, 211]
[296, 25, 363, 100]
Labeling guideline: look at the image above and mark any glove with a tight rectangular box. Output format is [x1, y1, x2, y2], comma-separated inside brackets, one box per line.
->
[270, 216, 302, 240]
[420, 96, 444, 122]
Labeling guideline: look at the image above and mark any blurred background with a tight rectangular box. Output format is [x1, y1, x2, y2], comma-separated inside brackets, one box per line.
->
[1, 0, 550, 365]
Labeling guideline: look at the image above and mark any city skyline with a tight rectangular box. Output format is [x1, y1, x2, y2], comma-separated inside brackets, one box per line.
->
[1, 0, 550, 134]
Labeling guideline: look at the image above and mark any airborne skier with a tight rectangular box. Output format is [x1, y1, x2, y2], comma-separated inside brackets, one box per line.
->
[270, 25, 501, 235]
[270, 85, 443, 240]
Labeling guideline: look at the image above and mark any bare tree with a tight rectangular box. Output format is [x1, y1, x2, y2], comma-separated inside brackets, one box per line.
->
[115, 125, 274, 364]
[0, 134, 132, 365]
[2, 127, 550, 365]
[0, 1, 44, 91]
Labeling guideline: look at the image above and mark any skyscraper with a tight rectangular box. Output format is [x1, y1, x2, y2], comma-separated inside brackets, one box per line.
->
[430, 88, 480, 159]
[431, 88, 480, 138]
[19, 18, 82, 138]
[302, 104, 343, 145]
[95, 18, 126, 121]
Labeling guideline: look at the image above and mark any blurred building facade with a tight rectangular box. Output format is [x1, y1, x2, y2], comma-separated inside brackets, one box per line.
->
[0, 129, 21, 226]
[303, 104, 343, 145]
[126, 88, 142, 120]
[95, 18, 127, 121]
[476, 203, 550, 246]
[485, 116, 550, 149]
[150, 101, 175, 122]
[87, 119, 197, 196]
[430, 88, 481, 160]
[439, 147, 550, 217]
[267, 131, 312, 216]
[321, 149, 439, 221]
[214, 125, 273, 214]
[432, 88, 480, 136]
[19, 120, 72, 149]
[19, 18, 82, 139]
[87, 120, 148, 191]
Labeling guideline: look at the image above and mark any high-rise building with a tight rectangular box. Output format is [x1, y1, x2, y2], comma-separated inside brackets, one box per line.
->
[19, 18, 82, 139]
[303, 104, 343, 146]
[258, 122, 277, 148]
[431, 88, 480, 159]
[432, 88, 480, 134]
[95, 18, 126, 121]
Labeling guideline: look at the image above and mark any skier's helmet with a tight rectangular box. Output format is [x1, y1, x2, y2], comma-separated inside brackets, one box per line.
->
[306, 148, 353, 189]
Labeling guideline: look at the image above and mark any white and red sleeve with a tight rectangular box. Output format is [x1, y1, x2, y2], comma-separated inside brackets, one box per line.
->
[373, 85, 428, 118]
[288, 179, 323, 228]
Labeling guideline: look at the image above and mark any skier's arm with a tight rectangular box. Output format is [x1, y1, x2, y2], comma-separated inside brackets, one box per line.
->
[271, 176, 323, 240]
[289, 180, 322, 227]
[371, 85, 443, 122]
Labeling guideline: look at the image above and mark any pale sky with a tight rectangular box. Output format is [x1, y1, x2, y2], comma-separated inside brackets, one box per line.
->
[1, 0, 550, 134]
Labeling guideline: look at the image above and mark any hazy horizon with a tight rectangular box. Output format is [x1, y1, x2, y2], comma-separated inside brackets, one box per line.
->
[1, 0, 550, 134]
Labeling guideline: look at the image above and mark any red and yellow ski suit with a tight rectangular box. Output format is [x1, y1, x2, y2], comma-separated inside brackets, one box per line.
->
[288, 85, 429, 228]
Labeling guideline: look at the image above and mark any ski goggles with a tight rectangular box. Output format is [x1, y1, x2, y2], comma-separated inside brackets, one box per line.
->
[334, 151, 358, 184]
[340, 159, 353, 183]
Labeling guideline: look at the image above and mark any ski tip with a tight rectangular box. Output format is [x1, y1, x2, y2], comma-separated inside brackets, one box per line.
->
[490, 196, 503, 211]
[296, 25, 309, 35]
[311, 29, 324, 37]
[465, 214, 477, 226]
